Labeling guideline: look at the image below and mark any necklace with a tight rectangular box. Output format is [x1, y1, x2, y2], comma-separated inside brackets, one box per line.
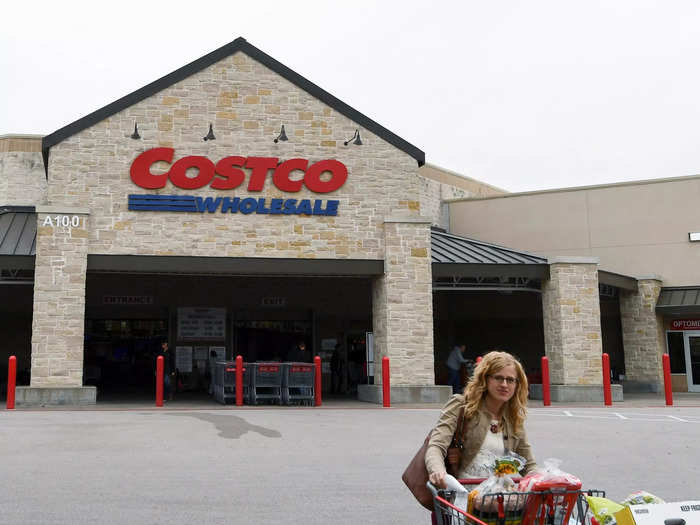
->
[490, 420, 500, 433]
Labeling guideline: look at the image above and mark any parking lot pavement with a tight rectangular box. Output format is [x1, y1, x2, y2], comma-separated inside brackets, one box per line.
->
[1, 403, 698, 524]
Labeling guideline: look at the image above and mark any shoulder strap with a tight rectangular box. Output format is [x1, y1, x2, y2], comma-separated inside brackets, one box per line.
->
[451, 405, 466, 448]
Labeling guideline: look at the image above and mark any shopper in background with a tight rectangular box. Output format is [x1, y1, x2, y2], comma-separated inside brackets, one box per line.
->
[446, 344, 473, 394]
[289, 340, 311, 363]
[426, 350, 537, 489]
[330, 343, 343, 394]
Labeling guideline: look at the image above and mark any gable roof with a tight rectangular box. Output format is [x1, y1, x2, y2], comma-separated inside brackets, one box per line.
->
[41, 37, 424, 173]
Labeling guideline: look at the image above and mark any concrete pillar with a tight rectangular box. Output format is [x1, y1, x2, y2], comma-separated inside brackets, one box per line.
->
[17, 206, 95, 405]
[619, 276, 665, 393]
[359, 216, 450, 404]
[540, 257, 621, 401]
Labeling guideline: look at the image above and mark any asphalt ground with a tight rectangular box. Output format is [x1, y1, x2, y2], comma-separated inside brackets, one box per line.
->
[1, 399, 699, 524]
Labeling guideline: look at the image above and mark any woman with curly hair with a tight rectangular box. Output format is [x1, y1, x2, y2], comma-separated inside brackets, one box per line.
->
[425, 350, 537, 489]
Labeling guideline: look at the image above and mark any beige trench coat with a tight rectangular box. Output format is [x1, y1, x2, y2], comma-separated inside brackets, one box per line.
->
[425, 394, 537, 476]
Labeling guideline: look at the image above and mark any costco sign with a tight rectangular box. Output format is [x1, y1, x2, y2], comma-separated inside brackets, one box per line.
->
[128, 148, 346, 215]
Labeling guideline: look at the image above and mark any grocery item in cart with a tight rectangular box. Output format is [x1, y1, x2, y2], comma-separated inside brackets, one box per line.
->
[519, 459, 582, 525]
[586, 496, 624, 525]
[467, 453, 528, 513]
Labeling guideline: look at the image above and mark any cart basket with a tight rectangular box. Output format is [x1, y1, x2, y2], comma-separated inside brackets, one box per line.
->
[428, 479, 605, 525]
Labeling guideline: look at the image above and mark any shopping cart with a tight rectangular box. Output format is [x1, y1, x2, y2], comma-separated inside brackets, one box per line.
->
[427, 479, 605, 525]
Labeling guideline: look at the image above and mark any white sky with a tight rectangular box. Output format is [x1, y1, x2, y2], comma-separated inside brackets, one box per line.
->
[2, 0, 700, 192]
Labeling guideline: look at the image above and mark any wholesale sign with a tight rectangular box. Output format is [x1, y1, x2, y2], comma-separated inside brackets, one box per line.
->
[128, 148, 345, 216]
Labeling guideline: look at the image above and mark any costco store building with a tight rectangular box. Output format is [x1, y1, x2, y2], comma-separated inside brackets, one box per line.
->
[1, 38, 687, 405]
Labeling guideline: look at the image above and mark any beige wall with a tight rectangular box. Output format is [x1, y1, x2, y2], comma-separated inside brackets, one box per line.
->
[450, 176, 700, 286]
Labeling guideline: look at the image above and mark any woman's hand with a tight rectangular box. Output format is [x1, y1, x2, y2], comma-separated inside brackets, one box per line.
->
[429, 470, 447, 489]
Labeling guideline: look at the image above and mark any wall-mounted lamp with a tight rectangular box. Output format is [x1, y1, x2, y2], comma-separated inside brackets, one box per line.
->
[203, 123, 216, 141]
[130, 123, 141, 140]
[344, 129, 362, 146]
[274, 125, 288, 143]
[690, 232, 700, 242]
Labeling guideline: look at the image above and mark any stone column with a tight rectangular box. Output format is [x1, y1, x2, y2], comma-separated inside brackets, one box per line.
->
[540, 257, 618, 401]
[18, 206, 95, 405]
[359, 216, 451, 404]
[619, 276, 665, 393]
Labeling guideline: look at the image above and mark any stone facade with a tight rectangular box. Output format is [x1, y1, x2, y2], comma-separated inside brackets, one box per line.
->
[0, 136, 48, 206]
[619, 278, 665, 391]
[30, 208, 89, 386]
[372, 218, 434, 386]
[46, 52, 425, 260]
[541, 258, 602, 385]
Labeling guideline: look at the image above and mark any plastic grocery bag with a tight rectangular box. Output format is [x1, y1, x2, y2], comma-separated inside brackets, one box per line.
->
[518, 458, 581, 492]
[444, 473, 470, 511]
[620, 490, 665, 506]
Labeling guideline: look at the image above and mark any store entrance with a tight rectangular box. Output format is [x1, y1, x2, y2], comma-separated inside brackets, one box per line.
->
[683, 331, 700, 392]
[84, 319, 167, 400]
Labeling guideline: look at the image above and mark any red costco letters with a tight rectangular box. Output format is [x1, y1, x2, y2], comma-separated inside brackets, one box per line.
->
[130, 148, 348, 193]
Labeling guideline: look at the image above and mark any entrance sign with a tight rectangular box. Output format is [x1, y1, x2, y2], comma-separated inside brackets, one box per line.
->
[103, 295, 153, 305]
[671, 319, 700, 330]
[177, 307, 226, 340]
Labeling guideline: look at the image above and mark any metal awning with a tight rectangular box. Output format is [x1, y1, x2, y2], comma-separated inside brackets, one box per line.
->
[656, 287, 700, 315]
[0, 208, 36, 255]
[431, 228, 549, 281]
[0, 208, 36, 272]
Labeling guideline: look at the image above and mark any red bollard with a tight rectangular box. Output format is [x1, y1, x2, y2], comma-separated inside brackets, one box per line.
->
[541, 356, 551, 407]
[7, 356, 17, 410]
[602, 353, 612, 406]
[663, 353, 673, 406]
[314, 356, 322, 407]
[155, 355, 164, 407]
[382, 357, 390, 408]
[235, 355, 244, 406]
[476, 356, 482, 365]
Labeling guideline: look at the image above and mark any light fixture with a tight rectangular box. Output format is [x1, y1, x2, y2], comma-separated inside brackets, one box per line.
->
[344, 129, 362, 146]
[690, 232, 700, 242]
[130, 123, 141, 140]
[203, 123, 216, 141]
[274, 125, 288, 143]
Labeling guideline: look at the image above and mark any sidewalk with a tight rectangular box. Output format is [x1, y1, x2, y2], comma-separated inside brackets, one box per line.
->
[6, 390, 700, 411]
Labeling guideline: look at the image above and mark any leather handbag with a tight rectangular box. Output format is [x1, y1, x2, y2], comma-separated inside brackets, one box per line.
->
[402, 406, 466, 511]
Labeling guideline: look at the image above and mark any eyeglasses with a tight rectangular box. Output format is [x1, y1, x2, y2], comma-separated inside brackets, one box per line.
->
[489, 375, 518, 385]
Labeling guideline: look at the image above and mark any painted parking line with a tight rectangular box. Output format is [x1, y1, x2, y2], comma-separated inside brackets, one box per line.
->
[528, 409, 700, 423]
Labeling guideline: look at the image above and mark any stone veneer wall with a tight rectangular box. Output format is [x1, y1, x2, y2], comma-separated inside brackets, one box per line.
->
[30, 210, 89, 386]
[46, 51, 428, 260]
[372, 219, 434, 385]
[619, 278, 665, 391]
[541, 261, 602, 385]
[417, 176, 471, 229]
[0, 136, 48, 206]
